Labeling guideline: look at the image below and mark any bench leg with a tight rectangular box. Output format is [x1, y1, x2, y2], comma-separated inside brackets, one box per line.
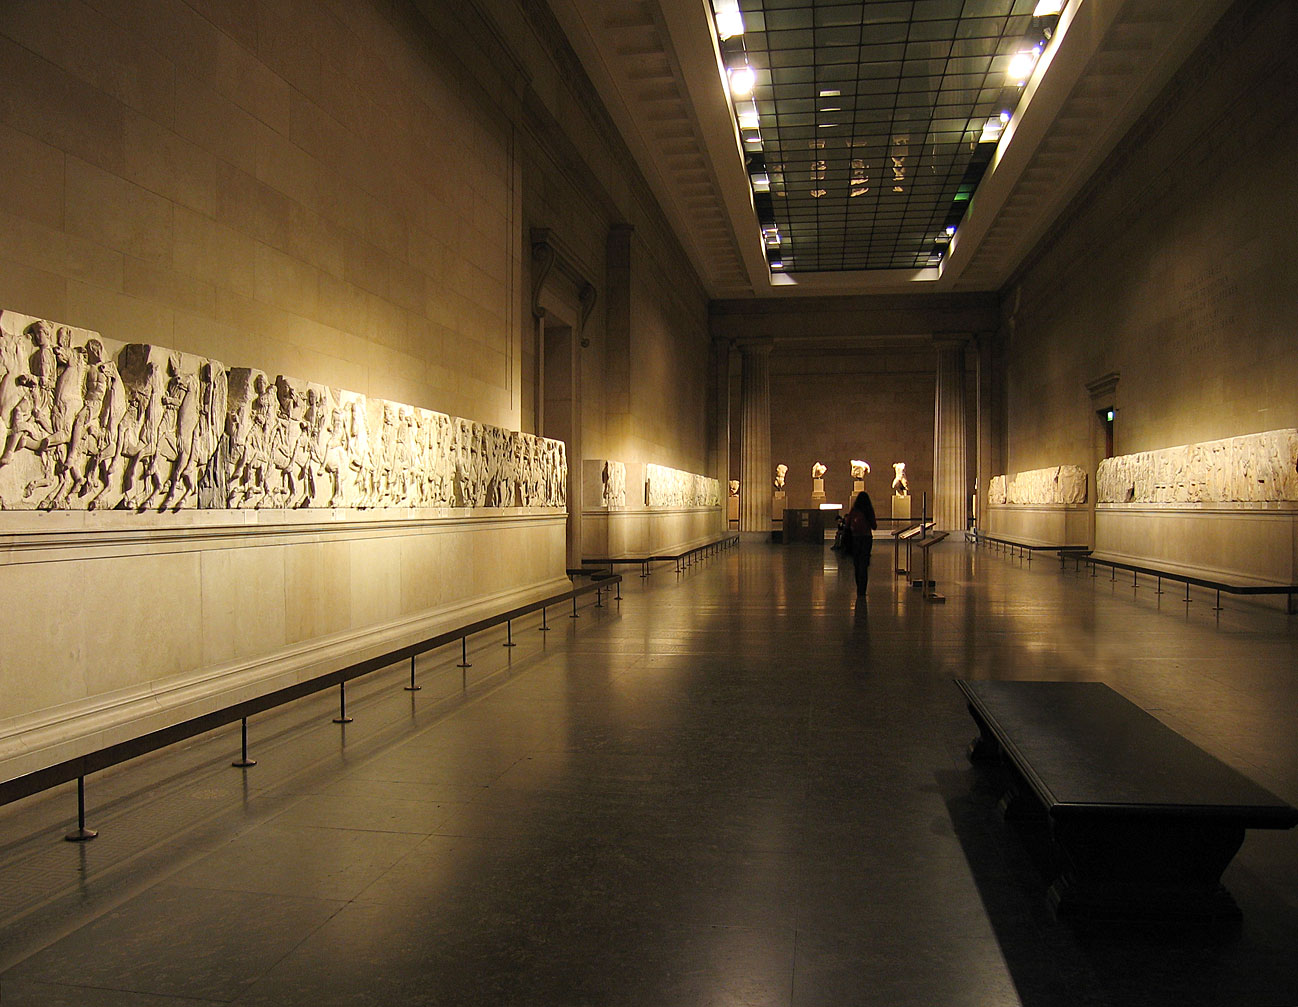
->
[1047, 817, 1245, 921]
[964, 704, 1001, 763]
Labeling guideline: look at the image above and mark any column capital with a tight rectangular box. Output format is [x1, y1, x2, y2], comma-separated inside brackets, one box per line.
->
[733, 337, 775, 355]
[931, 333, 971, 351]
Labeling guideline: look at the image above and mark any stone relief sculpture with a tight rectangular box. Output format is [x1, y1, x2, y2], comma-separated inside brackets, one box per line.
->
[645, 463, 720, 509]
[850, 459, 870, 480]
[987, 466, 1087, 506]
[0, 309, 567, 512]
[891, 462, 909, 496]
[811, 462, 827, 479]
[773, 463, 787, 489]
[600, 460, 627, 510]
[728, 479, 739, 497]
[1097, 429, 1298, 504]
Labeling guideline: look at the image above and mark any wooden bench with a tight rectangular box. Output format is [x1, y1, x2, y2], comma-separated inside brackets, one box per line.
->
[1076, 553, 1298, 614]
[956, 679, 1298, 919]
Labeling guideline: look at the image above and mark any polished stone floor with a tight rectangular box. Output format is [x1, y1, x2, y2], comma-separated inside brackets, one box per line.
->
[1, 539, 1297, 1005]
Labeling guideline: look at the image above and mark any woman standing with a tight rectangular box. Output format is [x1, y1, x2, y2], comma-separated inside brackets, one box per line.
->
[844, 491, 878, 597]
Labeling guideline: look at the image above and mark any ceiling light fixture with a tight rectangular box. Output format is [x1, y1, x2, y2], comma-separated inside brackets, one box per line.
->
[978, 116, 1004, 143]
[1033, 0, 1064, 15]
[715, 2, 745, 41]
[818, 89, 840, 98]
[729, 65, 756, 98]
[1007, 48, 1040, 86]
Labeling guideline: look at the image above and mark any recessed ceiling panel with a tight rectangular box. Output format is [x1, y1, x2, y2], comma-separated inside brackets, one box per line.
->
[724, 0, 1043, 272]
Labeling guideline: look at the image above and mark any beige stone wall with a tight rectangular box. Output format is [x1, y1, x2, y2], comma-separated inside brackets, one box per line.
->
[1000, 1, 1298, 482]
[764, 347, 936, 514]
[0, 0, 523, 429]
[624, 238, 711, 472]
[0, 0, 715, 782]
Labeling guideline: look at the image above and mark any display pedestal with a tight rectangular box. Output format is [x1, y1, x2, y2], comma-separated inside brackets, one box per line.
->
[811, 477, 825, 504]
[727, 496, 739, 523]
[852, 479, 864, 497]
[771, 491, 786, 521]
[893, 495, 911, 520]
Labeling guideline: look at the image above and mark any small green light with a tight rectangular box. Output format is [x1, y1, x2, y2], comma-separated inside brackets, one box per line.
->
[954, 192, 970, 202]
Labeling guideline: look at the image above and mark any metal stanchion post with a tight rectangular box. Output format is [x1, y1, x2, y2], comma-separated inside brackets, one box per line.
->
[503, 620, 516, 646]
[539, 606, 550, 631]
[232, 717, 257, 767]
[333, 682, 353, 723]
[458, 637, 472, 667]
[64, 777, 97, 842]
[405, 654, 421, 690]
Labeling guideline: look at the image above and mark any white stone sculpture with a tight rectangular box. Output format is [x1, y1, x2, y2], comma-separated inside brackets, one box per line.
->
[850, 459, 870, 480]
[728, 479, 739, 497]
[645, 463, 720, 508]
[773, 463, 787, 489]
[986, 466, 1088, 506]
[811, 461, 827, 479]
[891, 462, 909, 497]
[0, 313, 229, 512]
[0, 309, 568, 513]
[601, 460, 627, 510]
[1097, 429, 1298, 504]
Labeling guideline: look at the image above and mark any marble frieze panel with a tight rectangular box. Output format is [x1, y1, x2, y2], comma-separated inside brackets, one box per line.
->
[988, 466, 1088, 506]
[645, 463, 720, 508]
[0, 309, 566, 512]
[1097, 429, 1298, 504]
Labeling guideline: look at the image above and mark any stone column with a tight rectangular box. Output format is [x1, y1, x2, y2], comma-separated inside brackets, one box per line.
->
[738, 340, 773, 533]
[933, 339, 968, 532]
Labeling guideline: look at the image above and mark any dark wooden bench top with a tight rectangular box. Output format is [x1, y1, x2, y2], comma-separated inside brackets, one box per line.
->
[958, 680, 1298, 827]
[956, 679, 1298, 918]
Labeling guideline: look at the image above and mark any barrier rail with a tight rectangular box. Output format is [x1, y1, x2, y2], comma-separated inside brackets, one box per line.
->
[584, 532, 740, 578]
[1076, 554, 1297, 614]
[0, 574, 623, 840]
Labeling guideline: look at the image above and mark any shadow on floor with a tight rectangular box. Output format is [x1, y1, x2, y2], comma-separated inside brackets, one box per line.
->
[936, 766, 1298, 1007]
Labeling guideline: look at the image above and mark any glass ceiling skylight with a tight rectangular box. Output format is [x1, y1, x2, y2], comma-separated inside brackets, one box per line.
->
[711, 0, 1066, 274]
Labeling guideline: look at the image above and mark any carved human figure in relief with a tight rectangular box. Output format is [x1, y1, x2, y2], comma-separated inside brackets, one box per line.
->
[157, 354, 202, 511]
[347, 399, 373, 507]
[850, 459, 869, 480]
[40, 339, 116, 509]
[728, 479, 739, 498]
[773, 463, 787, 490]
[892, 461, 909, 497]
[811, 461, 827, 480]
